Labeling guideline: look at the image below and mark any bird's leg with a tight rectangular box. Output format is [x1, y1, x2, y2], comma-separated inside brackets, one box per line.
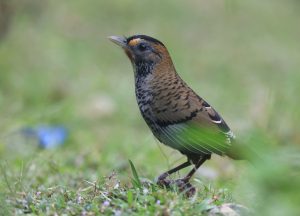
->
[158, 161, 191, 180]
[171, 157, 207, 197]
[182, 157, 207, 183]
[157, 161, 191, 186]
[157, 156, 209, 197]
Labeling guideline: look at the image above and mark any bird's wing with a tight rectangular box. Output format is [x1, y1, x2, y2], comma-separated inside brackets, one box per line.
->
[152, 90, 234, 156]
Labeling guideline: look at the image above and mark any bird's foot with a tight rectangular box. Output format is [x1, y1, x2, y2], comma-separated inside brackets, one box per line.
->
[157, 178, 196, 198]
[157, 173, 169, 181]
[157, 177, 171, 188]
[174, 178, 196, 197]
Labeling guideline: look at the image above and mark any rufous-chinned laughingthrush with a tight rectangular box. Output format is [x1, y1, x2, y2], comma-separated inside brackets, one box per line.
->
[109, 35, 241, 193]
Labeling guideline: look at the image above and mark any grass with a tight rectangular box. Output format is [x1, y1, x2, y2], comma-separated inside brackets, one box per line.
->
[1, 156, 235, 215]
[1, 0, 300, 215]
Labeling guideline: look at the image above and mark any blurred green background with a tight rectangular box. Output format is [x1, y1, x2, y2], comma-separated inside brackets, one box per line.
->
[0, 0, 300, 215]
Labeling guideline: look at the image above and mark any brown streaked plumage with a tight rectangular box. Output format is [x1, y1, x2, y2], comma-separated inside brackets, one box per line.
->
[109, 35, 237, 194]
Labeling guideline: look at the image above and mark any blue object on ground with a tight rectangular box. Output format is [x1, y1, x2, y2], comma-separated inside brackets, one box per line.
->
[22, 125, 68, 149]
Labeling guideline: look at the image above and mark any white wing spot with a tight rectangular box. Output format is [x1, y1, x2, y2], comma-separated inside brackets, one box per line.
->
[211, 119, 222, 124]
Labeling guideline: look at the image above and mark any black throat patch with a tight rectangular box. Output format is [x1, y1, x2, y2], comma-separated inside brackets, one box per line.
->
[134, 61, 155, 78]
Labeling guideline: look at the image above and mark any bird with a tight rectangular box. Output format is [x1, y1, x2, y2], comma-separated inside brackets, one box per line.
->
[109, 34, 239, 191]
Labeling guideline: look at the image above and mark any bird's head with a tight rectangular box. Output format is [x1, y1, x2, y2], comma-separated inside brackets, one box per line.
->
[109, 35, 171, 70]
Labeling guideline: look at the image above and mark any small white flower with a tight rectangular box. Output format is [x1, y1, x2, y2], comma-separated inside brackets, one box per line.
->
[113, 183, 120, 189]
[143, 188, 149, 194]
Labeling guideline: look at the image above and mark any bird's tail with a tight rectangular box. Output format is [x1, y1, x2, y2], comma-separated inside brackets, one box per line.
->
[226, 138, 263, 163]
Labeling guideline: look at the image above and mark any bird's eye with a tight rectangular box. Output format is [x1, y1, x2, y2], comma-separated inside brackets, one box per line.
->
[138, 43, 147, 51]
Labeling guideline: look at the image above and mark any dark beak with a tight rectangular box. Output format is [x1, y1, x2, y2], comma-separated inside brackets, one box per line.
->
[108, 36, 127, 48]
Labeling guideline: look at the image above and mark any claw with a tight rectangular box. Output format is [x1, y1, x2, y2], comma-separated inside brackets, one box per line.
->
[157, 177, 171, 187]
[174, 179, 196, 197]
[157, 178, 196, 197]
[157, 173, 169, 181]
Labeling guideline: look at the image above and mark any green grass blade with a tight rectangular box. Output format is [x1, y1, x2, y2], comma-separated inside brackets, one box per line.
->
[128, 160, 141, 188]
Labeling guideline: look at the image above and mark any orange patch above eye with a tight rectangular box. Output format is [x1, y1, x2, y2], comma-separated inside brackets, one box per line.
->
[128, 38, 140, 46]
